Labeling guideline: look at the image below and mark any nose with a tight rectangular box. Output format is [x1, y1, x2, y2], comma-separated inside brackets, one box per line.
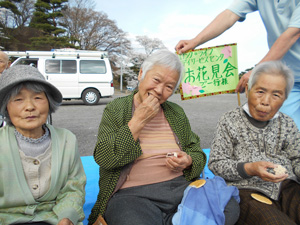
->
[261, 94, 270, 106]
[25, 99, 35, 111]
[154, 84, 163, 96]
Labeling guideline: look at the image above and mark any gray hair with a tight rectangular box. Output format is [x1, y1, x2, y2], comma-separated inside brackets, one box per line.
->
[0, 82, 60, 126]
[248, 61, 294, 98]
[140, 50, 184, 92]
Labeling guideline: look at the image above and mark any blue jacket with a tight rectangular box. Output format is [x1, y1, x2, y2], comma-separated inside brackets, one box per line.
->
[172, 176, 240, 225]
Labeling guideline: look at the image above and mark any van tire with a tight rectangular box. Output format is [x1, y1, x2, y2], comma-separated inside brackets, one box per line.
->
[82, 89, 100, 105]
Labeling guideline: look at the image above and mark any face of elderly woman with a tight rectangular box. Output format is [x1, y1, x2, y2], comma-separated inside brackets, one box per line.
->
[246, 73, 286, 121]
[136, 65, 179, 104]
[7, 87, 49, 138]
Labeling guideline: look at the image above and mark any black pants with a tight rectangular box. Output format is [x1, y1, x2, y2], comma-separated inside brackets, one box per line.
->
[105, 176, 240, 225]
[105, 176, 190, 225]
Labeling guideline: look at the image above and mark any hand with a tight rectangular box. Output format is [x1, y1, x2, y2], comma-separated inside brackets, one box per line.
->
[244, 161, 288, 183]
[129, 94, 160, 140]
[57, 218, 73, 225]
[235, 70, 252, 93]
[165, 152, 192, 172]
[132, 94, 160, 125]
[175, 39, 198, 54]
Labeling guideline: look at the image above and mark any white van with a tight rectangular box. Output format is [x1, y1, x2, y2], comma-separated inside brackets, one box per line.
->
[6, 50, 114, 105]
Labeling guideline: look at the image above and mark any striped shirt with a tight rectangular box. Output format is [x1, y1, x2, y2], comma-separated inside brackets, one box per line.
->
[121, 106, 182, 189]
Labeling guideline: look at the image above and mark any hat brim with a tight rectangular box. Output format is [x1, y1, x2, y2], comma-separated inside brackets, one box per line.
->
[0, 72, 62, 105]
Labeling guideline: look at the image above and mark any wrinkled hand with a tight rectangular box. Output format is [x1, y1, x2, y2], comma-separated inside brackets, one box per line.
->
[244, 161, 288, 183]
[166, 152, 192, 172]
[57, 218, 73, 225]
[132, 94, 160, 125]
[129, 94, 160, 140]
[175, 39, 198, 54]
[235, 70, 252, 93]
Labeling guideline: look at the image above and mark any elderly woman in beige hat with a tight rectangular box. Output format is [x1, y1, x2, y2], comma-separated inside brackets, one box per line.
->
[0, 65, 86, 225]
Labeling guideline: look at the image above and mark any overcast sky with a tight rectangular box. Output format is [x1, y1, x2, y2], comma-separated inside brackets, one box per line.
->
[95, 0, 269, 72]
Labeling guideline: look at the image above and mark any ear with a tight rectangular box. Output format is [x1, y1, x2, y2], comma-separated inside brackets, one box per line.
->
[245, 83, 249, 98]
[138, 69, 143, 81]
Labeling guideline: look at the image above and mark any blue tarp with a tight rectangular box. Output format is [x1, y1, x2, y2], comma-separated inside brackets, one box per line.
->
[81, 156, 99, 225]
[81, 148, 214, 225]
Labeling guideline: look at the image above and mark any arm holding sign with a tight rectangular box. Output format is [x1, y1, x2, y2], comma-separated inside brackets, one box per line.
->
[235, 27, 300, 92]
[175, 1, 300, 97]
[175, 10, 240, 54]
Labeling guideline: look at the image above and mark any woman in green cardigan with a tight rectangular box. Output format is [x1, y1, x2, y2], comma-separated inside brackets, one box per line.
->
[0, 65, 86, 225]
[89, 50, 239, 225]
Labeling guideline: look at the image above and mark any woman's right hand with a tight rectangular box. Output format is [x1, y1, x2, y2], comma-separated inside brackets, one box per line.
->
[133, 94, 160, 124]
[128, 94, 160, 140]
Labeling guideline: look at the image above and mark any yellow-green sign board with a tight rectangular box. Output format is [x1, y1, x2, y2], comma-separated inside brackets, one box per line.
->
[178, 43, 239, 100]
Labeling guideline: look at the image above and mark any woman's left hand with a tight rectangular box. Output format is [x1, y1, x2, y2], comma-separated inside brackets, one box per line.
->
[166, 152, 192, 172]
[57, 218, 74, 225]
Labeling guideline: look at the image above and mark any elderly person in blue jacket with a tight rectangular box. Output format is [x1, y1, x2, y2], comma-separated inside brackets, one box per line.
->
[0, 65, 86, 225]
[209, 61, 300, 225]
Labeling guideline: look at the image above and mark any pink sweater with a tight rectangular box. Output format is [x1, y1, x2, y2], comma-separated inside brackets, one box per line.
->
[121, 107, 182, 189]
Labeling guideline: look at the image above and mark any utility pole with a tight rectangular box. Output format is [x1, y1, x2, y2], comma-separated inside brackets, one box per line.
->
[120, 41, 123, 92]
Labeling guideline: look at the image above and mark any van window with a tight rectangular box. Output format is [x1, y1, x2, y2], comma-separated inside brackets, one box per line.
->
[45, 60, 76, 74]
[14, 58, 38, 68]
[80, 60, 106, 74]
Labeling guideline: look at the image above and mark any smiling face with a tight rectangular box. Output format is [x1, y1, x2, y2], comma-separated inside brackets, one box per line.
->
[135, 65, 179, 104]
[7, 87, 49, 138]
[246, 73, 286, 121]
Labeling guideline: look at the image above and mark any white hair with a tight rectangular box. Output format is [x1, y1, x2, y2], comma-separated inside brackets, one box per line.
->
[248, 61, 294, 98]
[140, 50, 184, 92]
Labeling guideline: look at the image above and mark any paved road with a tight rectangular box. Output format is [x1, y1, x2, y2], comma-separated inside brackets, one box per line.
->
[52, 91, 247, 156]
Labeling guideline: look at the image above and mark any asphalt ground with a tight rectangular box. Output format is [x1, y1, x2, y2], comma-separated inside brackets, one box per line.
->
[52, 90, 247, 156]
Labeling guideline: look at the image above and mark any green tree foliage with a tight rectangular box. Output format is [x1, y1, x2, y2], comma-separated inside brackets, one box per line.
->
[29, 0, 74, 50]
[0, 0, 21, 49]
[0, 0, 21, 16]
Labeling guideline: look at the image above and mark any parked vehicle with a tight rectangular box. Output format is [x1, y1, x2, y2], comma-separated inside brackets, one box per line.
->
[5, 49, 114, 105]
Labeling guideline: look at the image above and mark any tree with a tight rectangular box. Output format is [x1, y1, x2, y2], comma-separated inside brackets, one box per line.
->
[0, 0, 22, 49]
[61, 6, 131, 57]
[13, 0, 35, 27]
[0, 0, 35, 29]
[114, 35, 166, 89]
[136, 35, 166, 56]
[0, 27, 8, 49]
[0, 0, 20, 29]
[29, 0, 74, 50]
[0, 0, 20, 16]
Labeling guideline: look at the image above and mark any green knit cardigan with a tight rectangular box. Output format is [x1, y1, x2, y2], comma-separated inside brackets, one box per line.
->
[88, 92, 206, 224]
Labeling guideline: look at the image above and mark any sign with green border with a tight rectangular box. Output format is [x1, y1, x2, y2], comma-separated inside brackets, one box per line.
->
[178, 43, 239, 100]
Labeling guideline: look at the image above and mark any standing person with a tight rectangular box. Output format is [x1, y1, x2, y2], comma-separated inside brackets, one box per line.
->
[208, 61, 300, 224]
[0, 65, 86, 225]
[0, 51, 11, 75]
[175, 0, 300, 129]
